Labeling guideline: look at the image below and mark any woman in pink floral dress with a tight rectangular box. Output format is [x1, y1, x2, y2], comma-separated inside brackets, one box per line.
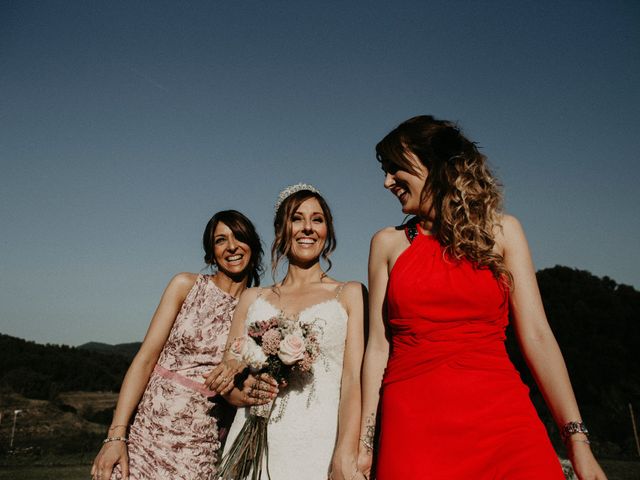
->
[91, 210, 266, 480]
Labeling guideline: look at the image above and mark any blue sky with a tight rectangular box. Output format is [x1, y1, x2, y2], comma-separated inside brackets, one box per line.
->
[1, 1, 638, 345]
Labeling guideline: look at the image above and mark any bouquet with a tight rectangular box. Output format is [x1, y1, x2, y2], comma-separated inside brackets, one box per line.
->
[217, 315, 321, 480]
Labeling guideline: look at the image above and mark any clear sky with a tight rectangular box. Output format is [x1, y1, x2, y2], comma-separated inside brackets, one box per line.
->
[1, 1, 638, 346]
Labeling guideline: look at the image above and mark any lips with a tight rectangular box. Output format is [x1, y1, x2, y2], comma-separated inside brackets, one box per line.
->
[225, 254, 244, 262]
[391, 186, 408, 204]
[296, 237, 316, 246]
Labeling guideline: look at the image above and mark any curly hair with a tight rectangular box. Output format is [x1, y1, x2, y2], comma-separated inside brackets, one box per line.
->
[271, 190, 337, 280]
[376, 115, 512, 287]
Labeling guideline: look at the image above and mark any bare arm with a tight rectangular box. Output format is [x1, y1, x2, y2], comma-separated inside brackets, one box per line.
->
[203, 287, 260, 395]
[331, 282, 367, 480]
[91, 272, 197, 480]
[357, 229, 400, 477]
[501, 215, 606, 480]
[205, 288, 278, 406]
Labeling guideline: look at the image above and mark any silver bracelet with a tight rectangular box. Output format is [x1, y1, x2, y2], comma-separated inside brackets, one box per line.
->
[561, 421, 589, 443]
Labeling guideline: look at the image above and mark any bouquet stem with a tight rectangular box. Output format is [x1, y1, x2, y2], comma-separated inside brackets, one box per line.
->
[217, 399, 276, 480]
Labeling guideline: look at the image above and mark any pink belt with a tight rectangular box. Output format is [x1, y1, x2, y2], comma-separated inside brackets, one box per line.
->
[153, 364, 217, 397]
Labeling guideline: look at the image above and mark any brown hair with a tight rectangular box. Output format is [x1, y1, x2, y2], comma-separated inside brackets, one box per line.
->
[376, 115, 512, 287]
[271, 190, 337, 279]
[202, 210, 264, 287]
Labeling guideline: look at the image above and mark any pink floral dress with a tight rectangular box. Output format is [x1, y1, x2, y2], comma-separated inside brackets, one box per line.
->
[112, 274, 238, 480]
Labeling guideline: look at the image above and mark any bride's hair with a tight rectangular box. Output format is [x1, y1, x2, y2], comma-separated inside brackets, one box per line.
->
[271, 190, 336, 279]
[376, 115, 512, 287]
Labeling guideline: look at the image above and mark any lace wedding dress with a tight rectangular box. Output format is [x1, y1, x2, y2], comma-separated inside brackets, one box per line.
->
[222, 289, 348, 479]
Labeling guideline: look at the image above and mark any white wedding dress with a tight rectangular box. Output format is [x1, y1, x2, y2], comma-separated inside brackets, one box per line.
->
[223, 290, 348, 479]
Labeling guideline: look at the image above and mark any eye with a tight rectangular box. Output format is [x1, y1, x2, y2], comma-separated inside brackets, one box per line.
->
[214, 237, 226, 245]
[383, 162, 400, 175]
[312, 216, 324, 223]
[291, 214, 303, 222]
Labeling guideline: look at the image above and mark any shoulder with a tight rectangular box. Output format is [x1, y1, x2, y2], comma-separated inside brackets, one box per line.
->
[371, 226, 405, 246]
[495, 214, 528, 254]
[370, 226, 407, 256]
[166, 272, 199, 296]
[370, 225, 411, 268]
[338, 281, 366, 312]
[341, 281, 366, 298]
[497, 214, 525, 239]
[237, 286, 265, 306]
[238, 286, 263, 301]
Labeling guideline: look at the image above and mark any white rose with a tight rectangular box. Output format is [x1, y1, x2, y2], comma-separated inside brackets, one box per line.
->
[278, 334, 306, 365]
[243, 336, 268, 371]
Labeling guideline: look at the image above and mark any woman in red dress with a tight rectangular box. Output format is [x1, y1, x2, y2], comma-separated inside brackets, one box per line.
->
[358, 116, 606, 479]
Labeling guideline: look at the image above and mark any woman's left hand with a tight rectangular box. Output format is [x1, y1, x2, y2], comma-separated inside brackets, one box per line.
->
[225, 373, 279, 407]
[567, 439, 608, 480]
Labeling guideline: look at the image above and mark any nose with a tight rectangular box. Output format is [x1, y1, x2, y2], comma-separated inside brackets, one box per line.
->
[383, 172, 395, 189]
[302, 218, 313, 233]
[227, 236, 238, 251]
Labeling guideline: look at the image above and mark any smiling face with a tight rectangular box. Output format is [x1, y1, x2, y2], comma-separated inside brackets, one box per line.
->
[382, 151, 429, 216]
[212, 221, 252, 278]
[287, 197, 328, 265]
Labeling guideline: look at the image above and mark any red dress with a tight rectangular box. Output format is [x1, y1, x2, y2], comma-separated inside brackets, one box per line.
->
[376, 228, 564, 479]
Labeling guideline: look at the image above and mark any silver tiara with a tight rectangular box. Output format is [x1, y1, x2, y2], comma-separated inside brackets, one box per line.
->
[274, 183, 321, 213]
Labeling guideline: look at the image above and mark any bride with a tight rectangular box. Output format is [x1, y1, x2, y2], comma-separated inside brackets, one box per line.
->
[211, 184, 366, 480]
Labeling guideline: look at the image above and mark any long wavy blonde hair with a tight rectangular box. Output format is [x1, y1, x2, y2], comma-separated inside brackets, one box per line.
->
[376, 115, 512, 287]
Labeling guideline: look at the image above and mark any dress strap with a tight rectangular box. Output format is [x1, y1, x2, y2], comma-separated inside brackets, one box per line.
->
[334, 282, 347, 299]
[405, 225, 418, 243]
[404, 216, 420, 243]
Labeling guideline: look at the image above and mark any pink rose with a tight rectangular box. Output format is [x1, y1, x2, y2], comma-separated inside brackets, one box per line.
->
[278, 334, 306, 365]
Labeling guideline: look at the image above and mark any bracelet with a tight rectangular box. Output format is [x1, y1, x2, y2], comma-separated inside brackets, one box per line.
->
[561, 421, 589, 443]
[360, 436, 373, 451]
[103, 436, 128, 444]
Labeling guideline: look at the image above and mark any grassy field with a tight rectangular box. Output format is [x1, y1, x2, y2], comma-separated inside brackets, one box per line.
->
[0, 459, 638, 480]
[0, 464, 89, 480]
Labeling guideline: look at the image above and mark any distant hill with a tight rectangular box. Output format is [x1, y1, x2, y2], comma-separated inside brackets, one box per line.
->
[0, 334, 131, 399]
[78, 341, 141, 361]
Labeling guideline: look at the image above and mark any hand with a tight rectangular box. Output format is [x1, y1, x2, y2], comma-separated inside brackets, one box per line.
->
[567, 438, 608, 480]
[231, 373, 279, 407]
[202, 360, 242, 395]
[91, 440, 128, 480]
[329, 454, 366, 480]
[356, 447, 373, 479]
